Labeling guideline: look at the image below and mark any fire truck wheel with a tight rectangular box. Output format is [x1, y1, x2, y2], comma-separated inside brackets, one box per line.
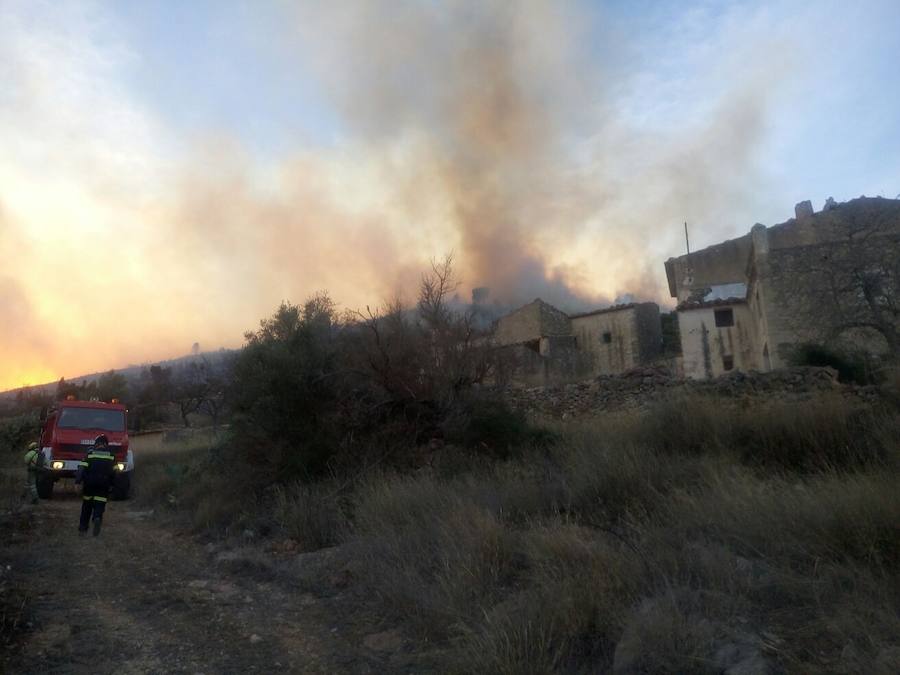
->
[37, 475, 54, 499]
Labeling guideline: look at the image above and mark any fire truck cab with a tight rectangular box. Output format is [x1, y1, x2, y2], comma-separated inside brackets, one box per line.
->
[38, 398, 134, 500]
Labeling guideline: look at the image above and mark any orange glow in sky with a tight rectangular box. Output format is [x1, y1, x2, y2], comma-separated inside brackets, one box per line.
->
[3, 0, 899, 392]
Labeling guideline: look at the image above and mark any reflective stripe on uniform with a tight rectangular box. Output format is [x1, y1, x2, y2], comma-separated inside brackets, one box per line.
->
[87, 453, 114, 460]
[93, 496, 108, 502]
[78, 461, 89, 467]
[83, 495, 108, 502]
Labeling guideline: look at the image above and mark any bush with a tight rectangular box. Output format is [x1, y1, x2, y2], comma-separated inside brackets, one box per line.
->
[228, 297, 346, 481]
[0, 413, 40, 455]
[789, 343, 874, 384]
[444, 396, 557, 458]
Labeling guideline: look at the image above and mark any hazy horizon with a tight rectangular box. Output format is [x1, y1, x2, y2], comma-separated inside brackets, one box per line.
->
[2, 0, 899, 390]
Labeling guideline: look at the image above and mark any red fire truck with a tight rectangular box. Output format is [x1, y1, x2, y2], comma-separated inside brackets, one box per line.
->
[37, 398, 134, 500]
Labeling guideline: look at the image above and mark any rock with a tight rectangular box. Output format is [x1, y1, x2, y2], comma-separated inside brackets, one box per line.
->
[270, 538, 299, 554]
[713, 634, 773, 675]
[211, 581, 239, 598]
[363, 629, 405, 652]
[249, 634, 263, 644]
[215, 550, 243, 564]
[794, 200, 814, 220]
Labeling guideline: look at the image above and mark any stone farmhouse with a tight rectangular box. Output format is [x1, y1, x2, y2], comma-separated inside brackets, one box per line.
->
[494, 299, 662, 379]
[666, 196, 900, 379]
[493, 196, 900, 382]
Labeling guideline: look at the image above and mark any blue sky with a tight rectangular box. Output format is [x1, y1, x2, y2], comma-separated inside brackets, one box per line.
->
[1, 0, 899, 387]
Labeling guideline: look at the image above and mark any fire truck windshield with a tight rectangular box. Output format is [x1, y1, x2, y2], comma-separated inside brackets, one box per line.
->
[57, 408, 125, 432]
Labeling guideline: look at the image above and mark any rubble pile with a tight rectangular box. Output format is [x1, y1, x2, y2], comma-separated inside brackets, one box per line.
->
[502, 366, 870, 419]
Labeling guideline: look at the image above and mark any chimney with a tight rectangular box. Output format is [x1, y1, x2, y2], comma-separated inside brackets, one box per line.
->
[794, 200, 814, 220]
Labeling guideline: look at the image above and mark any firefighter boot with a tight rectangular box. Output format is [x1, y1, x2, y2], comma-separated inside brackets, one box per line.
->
[92, 518, 102, 537]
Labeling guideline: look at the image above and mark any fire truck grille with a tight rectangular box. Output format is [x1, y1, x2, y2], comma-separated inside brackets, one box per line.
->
[57, 443, 90, 456]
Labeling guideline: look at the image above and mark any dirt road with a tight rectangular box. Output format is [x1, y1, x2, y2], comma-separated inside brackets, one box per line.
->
[3, 491, 409, 674]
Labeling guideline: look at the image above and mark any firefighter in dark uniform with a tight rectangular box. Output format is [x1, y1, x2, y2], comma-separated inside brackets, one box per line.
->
[75, 434, 115, 536]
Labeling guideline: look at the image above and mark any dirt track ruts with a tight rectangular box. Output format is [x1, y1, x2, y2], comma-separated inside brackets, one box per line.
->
[3, 490, 400, 674]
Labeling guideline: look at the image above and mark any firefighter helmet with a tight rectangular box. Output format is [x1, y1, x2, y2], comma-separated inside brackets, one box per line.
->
[94, 434, 109, 447]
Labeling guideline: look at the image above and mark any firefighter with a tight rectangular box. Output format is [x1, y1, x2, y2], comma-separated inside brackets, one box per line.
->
[75, 434, 115, 536]
[23, 441, 42, 504]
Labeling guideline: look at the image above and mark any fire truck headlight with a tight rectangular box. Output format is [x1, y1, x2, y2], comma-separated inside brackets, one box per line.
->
[51, 461, 64, 470]
[115, 462, 126, 471]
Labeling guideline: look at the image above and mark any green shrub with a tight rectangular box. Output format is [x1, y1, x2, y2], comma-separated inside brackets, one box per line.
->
[789, 343, 873, 384]
[0, 413, 40, 455]
[445, 396, 557, 458]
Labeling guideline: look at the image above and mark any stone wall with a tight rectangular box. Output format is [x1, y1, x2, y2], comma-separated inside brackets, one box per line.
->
[754, 198, 900, 366]
[569, 303, 663, 375]
[665, 234, 752, 301]
[495, 341, 592, 386]
[494, 299, 572, 346]
[571, 308, 638, 374]
[503, 366, 865, 419]
[669, 197, 900, 378]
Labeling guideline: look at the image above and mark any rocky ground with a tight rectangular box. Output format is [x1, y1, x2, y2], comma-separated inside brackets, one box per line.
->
[0, 486, 434, 674]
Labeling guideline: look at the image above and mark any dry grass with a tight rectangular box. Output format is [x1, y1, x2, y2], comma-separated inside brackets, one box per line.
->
[271, 482, 347, 551]
[135, 392, 900, 672]
[134, 437, 256, 533]
[346, 393, 900, 673]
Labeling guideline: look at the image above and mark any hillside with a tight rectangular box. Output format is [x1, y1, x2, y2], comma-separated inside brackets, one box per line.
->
[0, 349, 236, 402]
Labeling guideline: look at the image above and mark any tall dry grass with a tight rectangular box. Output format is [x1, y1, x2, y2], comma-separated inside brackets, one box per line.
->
[139, 392, 900, 672]
[347, 394, 900, 673]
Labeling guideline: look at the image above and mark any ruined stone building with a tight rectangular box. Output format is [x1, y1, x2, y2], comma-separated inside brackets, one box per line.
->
[569, 304, 663, 374]
[494, 298, 662, 380]
[665, 197, 900, 379]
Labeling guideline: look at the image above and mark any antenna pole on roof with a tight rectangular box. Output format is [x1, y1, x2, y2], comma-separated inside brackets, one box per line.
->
[684, 221, 691, 256]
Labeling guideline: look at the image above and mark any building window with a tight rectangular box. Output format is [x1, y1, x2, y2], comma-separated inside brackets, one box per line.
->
[601, 332, 612, 344]
[714, 308, 734, 327]
[722, 355, 734, 371]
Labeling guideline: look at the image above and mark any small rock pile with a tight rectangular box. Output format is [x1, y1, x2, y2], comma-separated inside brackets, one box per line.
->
[503, 366, 857, 419]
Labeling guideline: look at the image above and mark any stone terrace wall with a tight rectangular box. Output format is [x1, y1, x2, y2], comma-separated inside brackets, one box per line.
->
[502, 366, 872, 419]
